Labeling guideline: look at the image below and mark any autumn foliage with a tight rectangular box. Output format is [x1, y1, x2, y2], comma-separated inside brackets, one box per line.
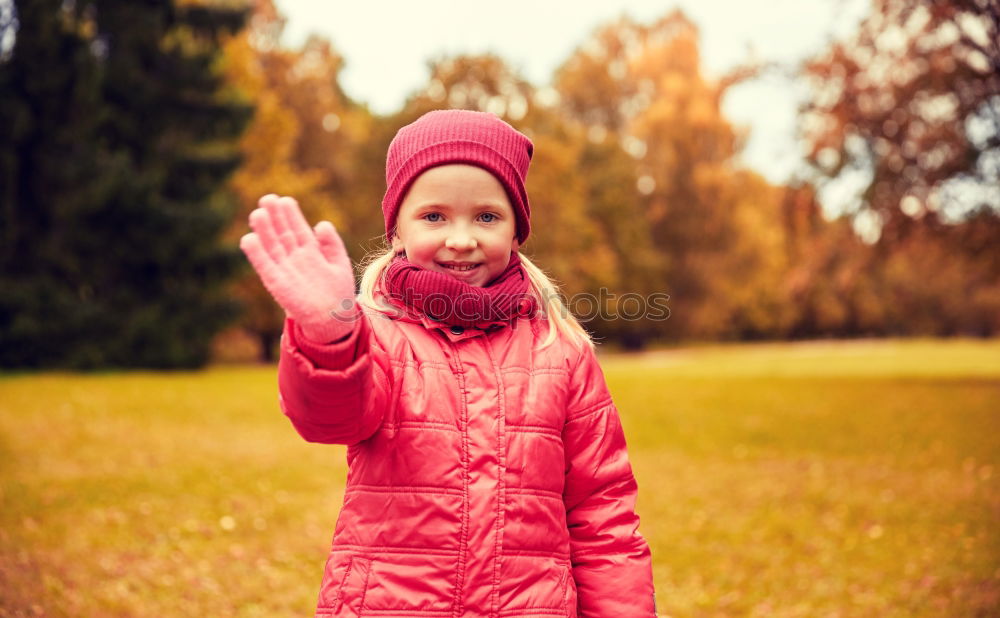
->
[216, 0, 1000, 357]
[799, 0, 1000, 336]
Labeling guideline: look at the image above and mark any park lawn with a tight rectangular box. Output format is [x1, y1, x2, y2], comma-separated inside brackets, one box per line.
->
[0, 338, 998, 617]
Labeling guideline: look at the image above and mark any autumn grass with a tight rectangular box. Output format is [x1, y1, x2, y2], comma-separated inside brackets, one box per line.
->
[1, 338, 998, 617]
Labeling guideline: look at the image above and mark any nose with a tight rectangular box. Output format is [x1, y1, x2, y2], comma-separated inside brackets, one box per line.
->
[445, 227, 477, 251]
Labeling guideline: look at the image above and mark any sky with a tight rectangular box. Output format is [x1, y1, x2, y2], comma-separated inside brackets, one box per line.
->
[275, 0, 872, 188]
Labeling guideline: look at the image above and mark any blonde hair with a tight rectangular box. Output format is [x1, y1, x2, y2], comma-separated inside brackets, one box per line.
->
[357, 246, 593, 350]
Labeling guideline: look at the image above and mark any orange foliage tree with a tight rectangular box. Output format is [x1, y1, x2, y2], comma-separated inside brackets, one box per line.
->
[220, 0, 374, 360]
[555, 12, 794, 340]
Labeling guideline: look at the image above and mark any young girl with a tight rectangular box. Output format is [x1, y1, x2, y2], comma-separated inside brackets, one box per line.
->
[241, 110, 656, 617]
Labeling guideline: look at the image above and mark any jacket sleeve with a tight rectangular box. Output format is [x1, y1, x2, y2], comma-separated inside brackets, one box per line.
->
[276, 306, 391, 445]
[562, 344, 656, 617]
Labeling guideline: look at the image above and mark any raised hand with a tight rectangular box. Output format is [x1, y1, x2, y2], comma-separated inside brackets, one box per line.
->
[240, 194, 357, 343]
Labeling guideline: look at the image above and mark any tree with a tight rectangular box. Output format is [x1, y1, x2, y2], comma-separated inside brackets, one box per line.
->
[778, 184, 885, 337]
[275, 35, 382, 257]
[572, 131, 663, 346]
[555, 11, 790, 340]
[220, 0, 386, 361]
[221, 0, 329, 362]
[800, 0, 1000, 243]
[800, 0, 1000, 336]
[0, 0, 250, 368]
[878, 213, 1000, 335]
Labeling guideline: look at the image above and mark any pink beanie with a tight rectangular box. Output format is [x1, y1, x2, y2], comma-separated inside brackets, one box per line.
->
[382, 109, 534, 244]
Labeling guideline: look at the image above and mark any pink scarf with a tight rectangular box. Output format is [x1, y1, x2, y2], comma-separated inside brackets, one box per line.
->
[383, 253, 537, 330]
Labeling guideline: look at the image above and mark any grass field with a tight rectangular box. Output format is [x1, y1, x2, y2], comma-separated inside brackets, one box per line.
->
[1, 339, 998, 617]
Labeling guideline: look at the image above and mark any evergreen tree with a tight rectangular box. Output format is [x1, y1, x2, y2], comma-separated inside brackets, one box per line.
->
[0, 0, 250, 368]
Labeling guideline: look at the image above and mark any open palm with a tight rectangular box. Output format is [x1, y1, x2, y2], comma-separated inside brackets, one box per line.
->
[240, 194, 357, 343]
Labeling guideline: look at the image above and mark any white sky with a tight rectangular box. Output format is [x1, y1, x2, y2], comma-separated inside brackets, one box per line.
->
[276, 0, 872, 186]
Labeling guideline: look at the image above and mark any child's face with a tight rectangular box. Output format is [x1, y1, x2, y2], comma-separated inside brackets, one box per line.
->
[392, 164, 519, 287]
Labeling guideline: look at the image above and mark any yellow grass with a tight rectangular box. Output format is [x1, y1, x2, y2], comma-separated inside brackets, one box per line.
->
[1, 338, 998, 617]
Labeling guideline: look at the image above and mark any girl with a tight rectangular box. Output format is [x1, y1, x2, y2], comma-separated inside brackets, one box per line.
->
[241, 110, 656, 617]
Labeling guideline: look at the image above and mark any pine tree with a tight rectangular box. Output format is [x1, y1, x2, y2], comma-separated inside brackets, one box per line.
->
[0, 0, 250, 368]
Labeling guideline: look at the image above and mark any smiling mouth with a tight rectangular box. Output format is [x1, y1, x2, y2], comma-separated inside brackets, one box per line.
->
[439, 263, 481, 272]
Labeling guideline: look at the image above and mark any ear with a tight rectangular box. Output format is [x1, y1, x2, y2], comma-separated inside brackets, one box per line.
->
[510, 236, 520, 253]
[391, 232, 404, 254]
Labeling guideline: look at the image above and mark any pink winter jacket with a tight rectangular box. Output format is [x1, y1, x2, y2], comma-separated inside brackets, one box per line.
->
[278, 300, 656, 618]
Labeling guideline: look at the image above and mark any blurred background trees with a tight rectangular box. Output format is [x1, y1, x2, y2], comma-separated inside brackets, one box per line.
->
[1, 0, 997, 366]
[0, 0, 250, 368]
[800, 0, 1000, 336]
[802, 0, 999, 236]
[218, 0, 373, 361]
[555, 12, 793, 342]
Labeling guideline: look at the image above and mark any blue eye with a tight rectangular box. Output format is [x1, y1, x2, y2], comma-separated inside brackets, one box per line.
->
[479, 213, 497, 223]
[424, 213, 443, 222]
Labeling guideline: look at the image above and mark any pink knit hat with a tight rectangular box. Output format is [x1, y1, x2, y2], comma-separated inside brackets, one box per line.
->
[382, 109, 534, 244]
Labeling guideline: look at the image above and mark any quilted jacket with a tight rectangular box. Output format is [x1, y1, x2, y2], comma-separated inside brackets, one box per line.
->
[277, 301, 656, 618]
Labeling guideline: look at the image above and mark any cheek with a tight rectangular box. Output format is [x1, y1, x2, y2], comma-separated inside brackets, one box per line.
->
[486, 233, 516, 256]
[402, 238, 440, 265]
